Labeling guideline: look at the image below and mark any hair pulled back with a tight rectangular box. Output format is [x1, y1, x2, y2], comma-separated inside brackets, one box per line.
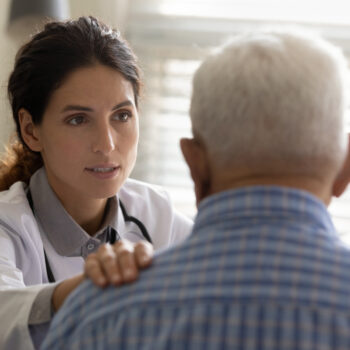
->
[1, 16, 141, 191]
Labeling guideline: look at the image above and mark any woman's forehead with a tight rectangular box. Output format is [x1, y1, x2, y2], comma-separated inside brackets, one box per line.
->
[46, 64, 136, 111]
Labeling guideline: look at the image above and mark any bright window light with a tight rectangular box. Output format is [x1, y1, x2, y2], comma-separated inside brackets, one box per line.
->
[129, 0, 350, 236]
[159, 0, 350, 24]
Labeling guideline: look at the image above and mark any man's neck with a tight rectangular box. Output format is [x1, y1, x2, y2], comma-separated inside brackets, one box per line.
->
[208, 173, 333, 206]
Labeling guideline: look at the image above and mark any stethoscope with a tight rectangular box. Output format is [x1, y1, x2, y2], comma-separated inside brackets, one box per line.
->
[26, 190, 152, 283]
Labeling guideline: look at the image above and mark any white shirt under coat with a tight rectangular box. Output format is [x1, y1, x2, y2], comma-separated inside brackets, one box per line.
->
[0, 168, 193, 349]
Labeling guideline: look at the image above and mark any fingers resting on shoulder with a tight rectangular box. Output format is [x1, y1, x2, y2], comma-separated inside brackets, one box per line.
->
[84, 240, 154, 288]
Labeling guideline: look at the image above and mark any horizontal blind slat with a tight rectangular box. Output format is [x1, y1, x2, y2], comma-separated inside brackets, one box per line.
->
[128, 1, 350, 231]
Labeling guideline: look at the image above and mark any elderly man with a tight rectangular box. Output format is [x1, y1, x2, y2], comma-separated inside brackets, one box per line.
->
[42, 29, 350, 349]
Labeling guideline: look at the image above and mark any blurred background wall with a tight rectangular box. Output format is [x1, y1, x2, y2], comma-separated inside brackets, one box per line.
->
[0, 0, 17, 149]
[0, 0, 128, 151]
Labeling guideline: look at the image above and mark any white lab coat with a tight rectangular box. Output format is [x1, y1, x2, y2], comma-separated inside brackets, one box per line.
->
[0, 179, 193, 350]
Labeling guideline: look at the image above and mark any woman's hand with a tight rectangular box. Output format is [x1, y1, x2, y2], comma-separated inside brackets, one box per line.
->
[84, 240, 154, 287]
[52, 240, 153, 311]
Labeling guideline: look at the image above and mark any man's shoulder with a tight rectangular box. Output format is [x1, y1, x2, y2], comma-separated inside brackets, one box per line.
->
[44, 224, 350, 349]
[45, 274, 350, 350]
[88, 223, 350, 310]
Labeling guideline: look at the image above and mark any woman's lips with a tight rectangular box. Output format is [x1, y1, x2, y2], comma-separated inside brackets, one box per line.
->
[85, 165, 120, 179]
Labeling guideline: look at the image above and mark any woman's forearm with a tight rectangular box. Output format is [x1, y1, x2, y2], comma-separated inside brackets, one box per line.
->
[52, 274, 84, 312]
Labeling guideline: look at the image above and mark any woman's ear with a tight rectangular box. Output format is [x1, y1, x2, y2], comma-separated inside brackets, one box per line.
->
[18, 108, 42, 152]
[180, 137, 211, 205]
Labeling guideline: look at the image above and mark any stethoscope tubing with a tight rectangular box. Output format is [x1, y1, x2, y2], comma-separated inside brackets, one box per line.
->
[26, 191, 152, 283]
[119, 200, 153, 244]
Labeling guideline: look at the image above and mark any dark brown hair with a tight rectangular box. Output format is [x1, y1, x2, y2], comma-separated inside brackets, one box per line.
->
[0, 16, 141, 191]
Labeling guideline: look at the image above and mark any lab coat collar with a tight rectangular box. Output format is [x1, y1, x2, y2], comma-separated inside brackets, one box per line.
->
[29, 167, 120, 257]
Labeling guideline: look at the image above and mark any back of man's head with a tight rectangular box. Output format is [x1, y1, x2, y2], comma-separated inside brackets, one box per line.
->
[190, 29, 349, 183]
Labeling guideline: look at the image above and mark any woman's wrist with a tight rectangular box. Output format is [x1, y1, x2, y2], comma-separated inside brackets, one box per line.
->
[52, 274, 85, 312]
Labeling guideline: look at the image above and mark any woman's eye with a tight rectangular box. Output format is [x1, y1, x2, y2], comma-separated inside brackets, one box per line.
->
[67, 115, 86, 125]
[113, 111, 132, 122]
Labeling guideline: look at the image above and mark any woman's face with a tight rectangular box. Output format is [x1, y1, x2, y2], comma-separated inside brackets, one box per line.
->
[33, 64, 139, 202]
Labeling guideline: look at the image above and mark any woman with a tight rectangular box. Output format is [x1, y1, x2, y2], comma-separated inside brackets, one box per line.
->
[0, 16, 192, 349]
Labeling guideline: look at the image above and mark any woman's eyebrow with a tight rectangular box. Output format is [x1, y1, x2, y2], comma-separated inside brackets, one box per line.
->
[61, 105, 93, 113]
[111, 100, 133, 110]
[61, 100, 133, 113]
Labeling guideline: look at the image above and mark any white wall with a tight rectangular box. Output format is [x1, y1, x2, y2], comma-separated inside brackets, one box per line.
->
[70, 0, 130, 31]
[0, 0, 130, 151]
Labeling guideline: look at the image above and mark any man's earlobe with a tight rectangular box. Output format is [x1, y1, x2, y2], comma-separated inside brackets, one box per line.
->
[180, 137, 211, 205]
[332, 134, 350, 197]
[18, 108, 42, 152]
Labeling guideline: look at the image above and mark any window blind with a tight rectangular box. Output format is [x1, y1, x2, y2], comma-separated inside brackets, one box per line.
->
[126, 0, 350, 240]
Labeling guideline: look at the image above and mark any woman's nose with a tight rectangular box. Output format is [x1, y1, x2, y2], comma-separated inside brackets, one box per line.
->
[92, 124, 116, 155]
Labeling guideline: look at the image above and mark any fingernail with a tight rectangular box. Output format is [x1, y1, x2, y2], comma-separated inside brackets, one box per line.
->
[141, 255, 150, 264]
[98, 277, 106, 285]
[112, 274, 121, 284]
[125, 268, 134, 279]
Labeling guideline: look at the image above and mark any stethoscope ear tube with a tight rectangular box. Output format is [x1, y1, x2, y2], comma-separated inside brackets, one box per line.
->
[119, 200, 153, 244]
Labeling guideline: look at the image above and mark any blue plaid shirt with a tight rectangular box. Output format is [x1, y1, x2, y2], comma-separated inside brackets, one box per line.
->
[42, 186, 350, 350]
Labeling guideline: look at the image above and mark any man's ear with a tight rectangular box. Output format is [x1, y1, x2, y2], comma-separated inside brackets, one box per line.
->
[332, 134, 350, 197]
[18, 108, 42, 152]
[180, 137, 211, 205]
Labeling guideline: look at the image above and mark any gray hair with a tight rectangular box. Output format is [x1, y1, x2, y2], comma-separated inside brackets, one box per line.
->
[190, 29, 349, 177]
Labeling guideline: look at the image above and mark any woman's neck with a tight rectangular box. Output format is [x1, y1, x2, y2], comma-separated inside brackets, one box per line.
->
[44, 169, 110, 236]
[67, 196, 108, 235]
[55, 190, 108, 236]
